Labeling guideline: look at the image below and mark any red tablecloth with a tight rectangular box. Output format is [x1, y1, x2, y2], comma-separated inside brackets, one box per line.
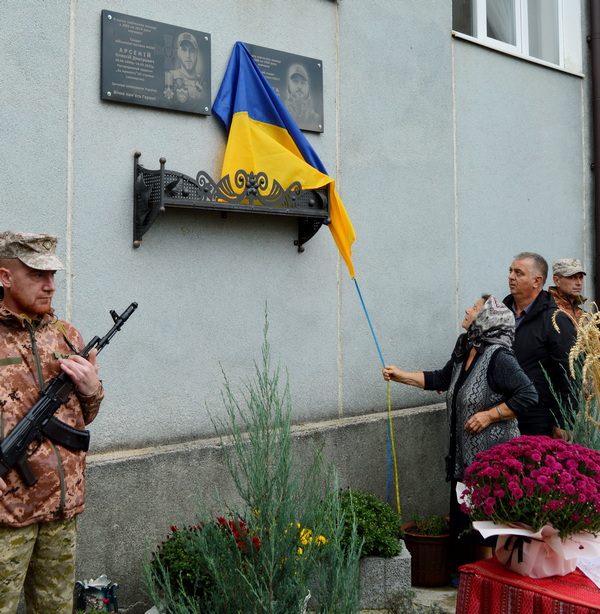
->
[457, 557, 600, 613]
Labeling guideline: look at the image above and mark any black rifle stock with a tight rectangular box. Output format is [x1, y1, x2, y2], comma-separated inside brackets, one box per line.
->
[0, 302, 138, 486]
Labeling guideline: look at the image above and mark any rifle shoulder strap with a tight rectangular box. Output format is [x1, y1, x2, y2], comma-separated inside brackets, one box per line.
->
[54, 320, 79, 354]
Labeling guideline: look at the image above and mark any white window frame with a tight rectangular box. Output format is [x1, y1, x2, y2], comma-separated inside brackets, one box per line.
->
[452, 0, 582, 76]
[476, 0, 522, 55]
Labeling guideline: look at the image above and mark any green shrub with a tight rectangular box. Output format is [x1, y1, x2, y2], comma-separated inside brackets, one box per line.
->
[150, 525, 208, 602]
[406, 514, 449, 536]
[338, 488, 402, 558]
[149, 519, 262, 606]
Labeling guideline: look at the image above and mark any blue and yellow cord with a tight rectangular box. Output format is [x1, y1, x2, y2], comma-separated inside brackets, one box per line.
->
[352, 278, 401, 516]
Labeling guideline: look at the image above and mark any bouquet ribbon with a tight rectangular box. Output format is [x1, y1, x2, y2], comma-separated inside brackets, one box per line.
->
[504, 535, 533, 565]
[472, 520, 600, 578]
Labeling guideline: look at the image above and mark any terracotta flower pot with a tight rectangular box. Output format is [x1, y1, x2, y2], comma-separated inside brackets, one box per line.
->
[402, 522, 451, 587]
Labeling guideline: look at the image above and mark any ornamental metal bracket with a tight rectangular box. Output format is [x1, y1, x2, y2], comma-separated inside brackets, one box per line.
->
[133, 152, 330, 252]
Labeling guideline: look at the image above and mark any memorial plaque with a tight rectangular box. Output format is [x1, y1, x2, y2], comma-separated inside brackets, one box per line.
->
[101, 10, 211, 115]
[245, 44, 323, 133]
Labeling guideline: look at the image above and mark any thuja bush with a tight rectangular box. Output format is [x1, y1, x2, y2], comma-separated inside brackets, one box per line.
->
[145, 316, 362, 613]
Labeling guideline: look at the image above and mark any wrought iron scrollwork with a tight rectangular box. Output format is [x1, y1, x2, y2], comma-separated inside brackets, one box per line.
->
[133, 152, 329, 251]
[217, 170, 303, 208]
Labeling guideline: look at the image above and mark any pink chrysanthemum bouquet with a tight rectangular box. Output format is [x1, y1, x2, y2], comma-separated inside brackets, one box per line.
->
[460, 435, 600, 539]
[459, 435, 600, 577]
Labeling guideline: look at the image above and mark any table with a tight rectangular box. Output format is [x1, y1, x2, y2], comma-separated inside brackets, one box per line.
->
[456, 557, 600, 613]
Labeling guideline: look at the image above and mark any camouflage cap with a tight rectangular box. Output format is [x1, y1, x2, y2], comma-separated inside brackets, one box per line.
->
[552, 258, 586, 277]
[176, 32, 198, 48]
[289, 64, 309, 81]
[0, 231, 65, 270]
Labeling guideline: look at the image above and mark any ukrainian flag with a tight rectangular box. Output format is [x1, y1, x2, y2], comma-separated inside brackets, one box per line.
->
[213, 42, 356, 278]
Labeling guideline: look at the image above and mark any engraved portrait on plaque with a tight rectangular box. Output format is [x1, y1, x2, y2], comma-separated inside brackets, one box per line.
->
[101, 10, 211, 115]
[245, 43, 323, 133]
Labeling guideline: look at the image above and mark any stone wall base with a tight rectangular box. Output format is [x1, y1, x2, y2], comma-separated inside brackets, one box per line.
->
[359, 540, 412, 610]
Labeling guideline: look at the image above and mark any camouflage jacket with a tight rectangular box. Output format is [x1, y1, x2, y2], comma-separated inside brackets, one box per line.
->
[0, 300, 104, 527]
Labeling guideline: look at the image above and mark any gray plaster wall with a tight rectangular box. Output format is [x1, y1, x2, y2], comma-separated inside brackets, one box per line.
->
[1, 0, 591, 444]
[453, 41, 593, 310]
[0, 0, 594, 612]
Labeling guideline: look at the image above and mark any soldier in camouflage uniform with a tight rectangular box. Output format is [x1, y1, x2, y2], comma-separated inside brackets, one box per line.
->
[548, 258, 587, 321]
[0, 231, 104, 614]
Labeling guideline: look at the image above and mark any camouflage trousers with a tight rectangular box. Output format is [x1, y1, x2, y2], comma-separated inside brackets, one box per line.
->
[0, 517, 77, 614]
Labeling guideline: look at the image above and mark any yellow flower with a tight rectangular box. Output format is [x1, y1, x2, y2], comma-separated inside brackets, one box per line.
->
[300, 528, 312, 545]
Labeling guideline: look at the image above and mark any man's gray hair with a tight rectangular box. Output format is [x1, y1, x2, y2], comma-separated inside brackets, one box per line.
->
[514, 252, 548, 285]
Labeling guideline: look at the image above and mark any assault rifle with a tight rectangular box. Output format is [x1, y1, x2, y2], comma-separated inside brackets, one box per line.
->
[0, 302, 138, 486]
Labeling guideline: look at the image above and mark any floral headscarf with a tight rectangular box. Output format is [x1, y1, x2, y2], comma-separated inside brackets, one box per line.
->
[467, 295, 515, 351]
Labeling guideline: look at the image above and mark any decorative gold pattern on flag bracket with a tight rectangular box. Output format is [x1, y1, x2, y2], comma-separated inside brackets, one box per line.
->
[133, 151, 330, 251]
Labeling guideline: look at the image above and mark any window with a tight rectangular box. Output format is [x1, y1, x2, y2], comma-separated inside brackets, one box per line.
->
[452, 0, 582, 73]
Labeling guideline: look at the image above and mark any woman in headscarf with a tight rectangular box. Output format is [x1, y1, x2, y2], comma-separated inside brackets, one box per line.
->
[383, 294, 537, 570]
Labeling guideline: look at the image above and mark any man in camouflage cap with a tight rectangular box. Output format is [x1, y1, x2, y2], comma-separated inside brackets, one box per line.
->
[0, 231, 104, 613]
[549, 258, 587, 320]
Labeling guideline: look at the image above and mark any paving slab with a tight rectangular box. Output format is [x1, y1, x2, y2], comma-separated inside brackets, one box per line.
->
[412, 584, 457, 613]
